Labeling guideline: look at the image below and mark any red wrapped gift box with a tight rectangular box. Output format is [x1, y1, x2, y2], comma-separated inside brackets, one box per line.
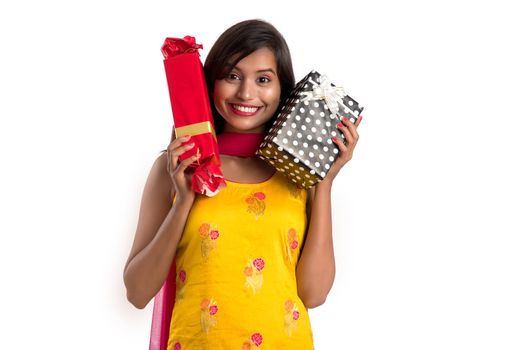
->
[161, 36, 225, 197]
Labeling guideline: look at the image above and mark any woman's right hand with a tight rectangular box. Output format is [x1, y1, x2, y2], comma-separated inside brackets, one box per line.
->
[166, 134, 199, 205]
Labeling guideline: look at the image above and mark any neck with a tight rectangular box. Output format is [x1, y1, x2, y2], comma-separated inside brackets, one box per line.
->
[222, 125, 266, 134]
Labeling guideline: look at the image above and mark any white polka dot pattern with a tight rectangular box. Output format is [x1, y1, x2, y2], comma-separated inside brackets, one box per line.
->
[255, 70, 364, 189]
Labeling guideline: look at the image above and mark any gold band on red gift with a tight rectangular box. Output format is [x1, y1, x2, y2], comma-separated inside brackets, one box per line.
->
[174, 121, 217, 141]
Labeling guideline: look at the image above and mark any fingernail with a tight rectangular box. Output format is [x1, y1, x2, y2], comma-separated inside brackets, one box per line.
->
[358, 116, 363, 122]
[342, 116, 349, 122]
[184, 134, 191, 139]
[337, 122, 343, 128]
[331, 136, 338, 142]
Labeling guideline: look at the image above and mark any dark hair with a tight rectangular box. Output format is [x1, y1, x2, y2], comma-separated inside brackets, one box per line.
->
[160, 19, 295, 153]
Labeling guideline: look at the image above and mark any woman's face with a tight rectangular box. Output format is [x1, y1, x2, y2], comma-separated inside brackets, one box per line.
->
[213, 47, 281, 134]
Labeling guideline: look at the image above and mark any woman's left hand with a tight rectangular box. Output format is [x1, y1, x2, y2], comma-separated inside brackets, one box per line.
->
[322, 115, 363, 184]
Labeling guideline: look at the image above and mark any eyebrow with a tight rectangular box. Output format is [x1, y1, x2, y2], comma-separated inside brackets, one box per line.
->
[226, 64, 276, 75]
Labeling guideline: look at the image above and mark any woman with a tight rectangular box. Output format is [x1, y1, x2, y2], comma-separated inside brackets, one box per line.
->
[123, 19, 362, 349]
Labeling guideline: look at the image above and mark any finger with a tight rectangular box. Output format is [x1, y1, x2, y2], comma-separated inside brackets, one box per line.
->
[356, 115, 363, 127]
[175, 154, 200, 174]
[331, 136, 348, 154]
[342, 117, 359, 141]
[168, 134, 192, 152]
[337, 121, 355, 146]
[172, 142, 196, 157]
[347, 115, 358, 125]
[168, 142, 195, 171]
[344, 115, 363, 127]
[167, 151, 178, 174]
[169, 134, 191, 151]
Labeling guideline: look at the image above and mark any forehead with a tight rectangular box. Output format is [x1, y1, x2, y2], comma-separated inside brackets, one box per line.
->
[229, 47, 277, 72]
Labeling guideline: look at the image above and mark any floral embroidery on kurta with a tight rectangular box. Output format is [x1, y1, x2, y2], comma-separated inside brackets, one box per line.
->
[175, 269, 186, 302]
[286, 228, 299, 263]
[284, 299, 300, 336]
[242, 332, 263, 349]
[200, 298, 218, 333]
[246, 192, 266, 219]
[199, 223, 220, 261]
[244, 258, 265, 294]
[173, 342, 181, 350]
[166, 170, 315, 348]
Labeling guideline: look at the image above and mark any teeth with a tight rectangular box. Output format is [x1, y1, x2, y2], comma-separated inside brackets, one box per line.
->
[233, 104, 259, 113]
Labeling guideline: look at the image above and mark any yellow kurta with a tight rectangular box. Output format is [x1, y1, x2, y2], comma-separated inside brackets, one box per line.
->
[167, 170, 315, 349]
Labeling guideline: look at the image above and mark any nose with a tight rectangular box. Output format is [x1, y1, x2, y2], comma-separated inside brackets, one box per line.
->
[236, 79, 255, 101]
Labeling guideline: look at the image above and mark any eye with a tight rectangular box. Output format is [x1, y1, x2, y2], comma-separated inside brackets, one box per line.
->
[258, 76, 271, 83]
[227, 73, 241, 81]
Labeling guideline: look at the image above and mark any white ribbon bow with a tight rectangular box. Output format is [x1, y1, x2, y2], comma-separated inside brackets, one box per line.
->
[300, 74, 356, 117]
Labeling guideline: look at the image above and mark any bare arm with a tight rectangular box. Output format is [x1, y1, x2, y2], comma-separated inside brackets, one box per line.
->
[296, 180, 336, 309]
[123, 153, 192, 309]
[296, 114, 363, 309]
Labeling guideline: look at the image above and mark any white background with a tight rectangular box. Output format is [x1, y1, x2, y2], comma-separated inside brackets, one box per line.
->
[1, 0, 523, 349]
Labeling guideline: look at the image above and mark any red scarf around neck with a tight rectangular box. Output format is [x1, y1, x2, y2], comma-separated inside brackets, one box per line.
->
[217, 132, 266, 157]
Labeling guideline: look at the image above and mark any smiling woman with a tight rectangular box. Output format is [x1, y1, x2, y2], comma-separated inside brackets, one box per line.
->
[123, 18, 362, 350]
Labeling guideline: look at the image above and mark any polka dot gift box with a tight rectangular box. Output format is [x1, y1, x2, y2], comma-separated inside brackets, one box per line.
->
[256, 70, 364, 189]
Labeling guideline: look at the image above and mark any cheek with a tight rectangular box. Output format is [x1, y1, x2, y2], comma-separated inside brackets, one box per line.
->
[213, 82, 222, 102]
[263, 85, 281, 105]
[213, 81, 230, 103]
[212, 90, 225, 116]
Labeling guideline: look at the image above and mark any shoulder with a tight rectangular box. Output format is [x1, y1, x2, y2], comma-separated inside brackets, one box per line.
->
[152, 151, 168, 175]
[155, 150, 168, 169]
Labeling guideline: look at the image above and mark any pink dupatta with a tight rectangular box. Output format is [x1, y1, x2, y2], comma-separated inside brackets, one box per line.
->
[149, 257, 177, 350]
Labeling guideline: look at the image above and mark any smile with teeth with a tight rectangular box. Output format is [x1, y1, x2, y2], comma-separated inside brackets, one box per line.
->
[231, 104, 261, 113]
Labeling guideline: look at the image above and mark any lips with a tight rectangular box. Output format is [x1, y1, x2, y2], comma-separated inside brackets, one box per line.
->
[228, 103, 262, 117]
